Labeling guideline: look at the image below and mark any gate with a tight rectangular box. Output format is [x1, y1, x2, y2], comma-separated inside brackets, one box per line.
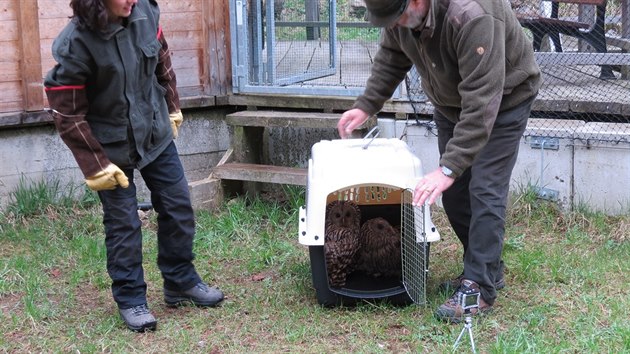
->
[229, 0, 406, 97]
[231, 0, 338, 94]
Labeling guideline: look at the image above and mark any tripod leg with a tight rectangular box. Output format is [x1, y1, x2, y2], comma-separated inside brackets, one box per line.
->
[468, 326, 477, 353]
[453, 325, 467, 350]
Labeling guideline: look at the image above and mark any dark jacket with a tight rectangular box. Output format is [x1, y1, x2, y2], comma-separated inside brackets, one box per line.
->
[354, 0, 542, 177]
[44, 0, 180, 177]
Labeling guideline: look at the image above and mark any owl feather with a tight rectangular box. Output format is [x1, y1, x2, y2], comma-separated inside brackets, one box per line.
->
[357, 217, 402, 278]
[324, 200, 361, 288]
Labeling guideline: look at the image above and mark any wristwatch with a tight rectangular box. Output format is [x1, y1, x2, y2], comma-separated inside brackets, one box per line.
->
[440, 165, 455, 178]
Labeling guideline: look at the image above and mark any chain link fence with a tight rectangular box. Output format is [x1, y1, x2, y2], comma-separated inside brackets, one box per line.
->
[248, 0, 630, 144]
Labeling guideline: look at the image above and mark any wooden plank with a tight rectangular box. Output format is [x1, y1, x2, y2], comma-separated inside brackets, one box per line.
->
[606, 36, 630, 50]
[39, 18, 71, 40]
[157, 0, 199, 13]
[160, 11, 203, 32]
[164, 30, 203, 50]
[550, 0, 605, 5]
[203, 0, 231, 96]
[36, 0, 72, 19]
[18, 0, 44, 111]
[0, 19, 18, 41]
[226, 110, 345, 129]
[0, 0, 17, 21]
[0, 61, 20, 81]
[0, 81, 23, 113]
[535, 52, 630, 65]
[211, 163, 307, 185]
[623, 0, 629, 38]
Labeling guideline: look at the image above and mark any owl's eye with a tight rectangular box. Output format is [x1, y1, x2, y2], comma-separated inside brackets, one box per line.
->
[335, 213, 342, 218]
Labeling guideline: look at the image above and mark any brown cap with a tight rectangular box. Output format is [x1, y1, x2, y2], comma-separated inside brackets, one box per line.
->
[364, 0, 410, 27]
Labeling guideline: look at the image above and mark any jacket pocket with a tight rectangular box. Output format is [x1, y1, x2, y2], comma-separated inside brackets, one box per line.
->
[140, 38, 161, 76]
[89, 121, 132, 167]
[150, 108, 171, 147]
[90, 121, 128, 144]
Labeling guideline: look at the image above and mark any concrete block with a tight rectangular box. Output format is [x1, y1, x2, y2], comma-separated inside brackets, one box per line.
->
[395, 119, 441, 206]
[512, 118, 585, 210]
[266, 127, 338, 168]
[0, 126, 84, 210]
[395, 119, 440, 174]
[573, 122, 630, 215]
[177, 109, 231, 155]
[0, 107, 232, 212]
[189, 177, 224, 211]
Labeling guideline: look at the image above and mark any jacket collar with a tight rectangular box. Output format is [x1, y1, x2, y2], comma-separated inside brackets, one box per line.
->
[414, 0, 437, 39]
[98, 4, 149, 40]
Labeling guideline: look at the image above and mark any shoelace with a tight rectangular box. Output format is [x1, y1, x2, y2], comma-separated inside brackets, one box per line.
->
[196, 283, 210, 293]
[131, 304, 150, 316]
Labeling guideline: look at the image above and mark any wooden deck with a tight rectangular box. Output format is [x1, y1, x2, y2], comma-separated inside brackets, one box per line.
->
[266, 40, 630, 116]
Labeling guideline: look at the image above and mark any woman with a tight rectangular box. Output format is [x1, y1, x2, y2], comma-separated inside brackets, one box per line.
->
[44, 0, 223, 332]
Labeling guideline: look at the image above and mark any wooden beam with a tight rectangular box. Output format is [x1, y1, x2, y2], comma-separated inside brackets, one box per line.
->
[225, 110, 378, 131]
[17, 0, 44, 111]
[202, 0, 231, 96]
[211, 162, 307, 185]
[623, 0, 630, 39]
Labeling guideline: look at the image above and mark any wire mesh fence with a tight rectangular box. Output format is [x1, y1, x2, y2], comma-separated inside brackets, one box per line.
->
[241, 0, 630, 144]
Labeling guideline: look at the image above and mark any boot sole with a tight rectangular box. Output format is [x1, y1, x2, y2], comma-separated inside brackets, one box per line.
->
[125, 320, 157, 332]
[164, 296, 223, 308]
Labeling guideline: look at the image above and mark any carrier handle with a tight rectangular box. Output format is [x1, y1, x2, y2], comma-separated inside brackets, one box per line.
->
[362, 125, 380, 150]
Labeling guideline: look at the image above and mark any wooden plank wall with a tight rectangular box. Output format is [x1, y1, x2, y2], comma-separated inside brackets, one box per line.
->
[0, 0, 24, 113]
[0, 0, 231, 119]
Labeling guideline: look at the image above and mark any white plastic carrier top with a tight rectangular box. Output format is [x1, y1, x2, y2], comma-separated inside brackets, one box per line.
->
[298, 138, 440, 246]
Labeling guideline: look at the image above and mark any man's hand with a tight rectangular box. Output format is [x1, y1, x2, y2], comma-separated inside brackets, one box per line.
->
[85, 163, 129, 191]
[337, 108, 369, 139]
[412, 167, 455, 206]
[169, 111, 184, 139]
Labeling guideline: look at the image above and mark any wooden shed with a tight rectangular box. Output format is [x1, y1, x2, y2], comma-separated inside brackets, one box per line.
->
[0, 0, 232, 126]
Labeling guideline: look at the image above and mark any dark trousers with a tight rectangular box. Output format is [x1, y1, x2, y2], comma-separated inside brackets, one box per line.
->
[98, 142, 201, 308]
[434, 96, 534, 305]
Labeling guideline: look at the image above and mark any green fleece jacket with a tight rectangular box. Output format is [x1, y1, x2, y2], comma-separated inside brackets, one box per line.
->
[354, 0, 542, 177]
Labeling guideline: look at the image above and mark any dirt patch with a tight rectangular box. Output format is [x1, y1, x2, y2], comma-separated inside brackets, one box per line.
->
[0, 292, 23, 318]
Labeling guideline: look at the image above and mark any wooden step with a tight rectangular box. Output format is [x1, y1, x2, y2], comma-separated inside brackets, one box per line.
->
[210, 162, 307, 186]
[226, 110, 377, 130]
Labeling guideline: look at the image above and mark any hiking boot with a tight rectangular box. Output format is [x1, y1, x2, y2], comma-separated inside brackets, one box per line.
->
[119, 304, 157, 332]
[164, 282, 224, 307]
[434, 279, 493, 323]
[439, 272, 505, 293]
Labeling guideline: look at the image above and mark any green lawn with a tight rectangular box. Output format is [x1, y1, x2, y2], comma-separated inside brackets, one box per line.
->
[0, 182, 628, 353]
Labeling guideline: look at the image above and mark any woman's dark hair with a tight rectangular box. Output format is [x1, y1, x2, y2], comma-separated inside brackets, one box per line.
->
[70, 0, 110, 32]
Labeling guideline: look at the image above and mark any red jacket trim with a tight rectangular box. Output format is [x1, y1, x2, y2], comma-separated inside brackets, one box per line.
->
[45, 85, 86, 91]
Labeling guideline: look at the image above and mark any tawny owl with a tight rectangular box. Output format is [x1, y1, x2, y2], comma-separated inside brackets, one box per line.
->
[356, 217, 402, 279]
[324, 200, 361, 288]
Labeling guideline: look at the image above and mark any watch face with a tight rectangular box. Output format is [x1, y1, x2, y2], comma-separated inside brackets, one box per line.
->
[441, 166, 454, 177]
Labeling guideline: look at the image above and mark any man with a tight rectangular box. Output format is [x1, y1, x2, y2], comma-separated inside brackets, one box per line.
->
[337, 0, 541, 322]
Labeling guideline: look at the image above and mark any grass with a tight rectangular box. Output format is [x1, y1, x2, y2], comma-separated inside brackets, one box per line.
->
[0, 180, 629, 352]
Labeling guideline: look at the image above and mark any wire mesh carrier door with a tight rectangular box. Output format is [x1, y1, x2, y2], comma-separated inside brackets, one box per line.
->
[401, 189, 430, 306]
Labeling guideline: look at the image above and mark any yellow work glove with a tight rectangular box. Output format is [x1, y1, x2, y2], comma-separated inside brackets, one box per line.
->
[169, 111, 183, 139]
[85, 163, 129, 191]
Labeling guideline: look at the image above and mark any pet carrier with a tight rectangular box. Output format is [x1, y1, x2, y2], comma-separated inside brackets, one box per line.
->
[298, 137, 440, 306]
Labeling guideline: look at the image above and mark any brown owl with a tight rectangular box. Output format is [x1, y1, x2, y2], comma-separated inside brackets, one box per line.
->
[324, 200, 361, 288]
[356, 217, 402, 279]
